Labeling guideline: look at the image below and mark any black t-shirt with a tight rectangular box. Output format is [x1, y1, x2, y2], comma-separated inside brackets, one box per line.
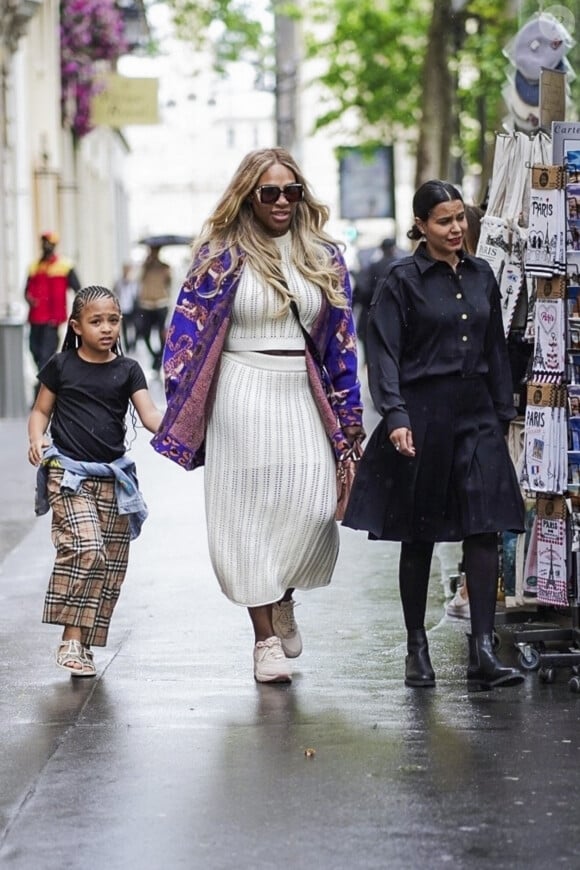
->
[39, 350, 147, 461]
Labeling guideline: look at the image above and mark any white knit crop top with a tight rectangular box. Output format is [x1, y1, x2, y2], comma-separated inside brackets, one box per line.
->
[224, 232, 322, 352]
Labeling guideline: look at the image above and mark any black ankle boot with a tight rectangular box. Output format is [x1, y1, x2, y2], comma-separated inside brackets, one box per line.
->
[405, 628, 435, 687]
[467, 634, 525, 692]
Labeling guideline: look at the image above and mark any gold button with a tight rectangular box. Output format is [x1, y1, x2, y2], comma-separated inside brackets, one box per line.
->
[462, 335, 468, 342]
[461, 313, 468, 320]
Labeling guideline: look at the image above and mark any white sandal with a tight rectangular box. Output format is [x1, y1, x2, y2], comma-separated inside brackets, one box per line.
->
[55, 639, 96, 678]
[81, 646, 96, 677]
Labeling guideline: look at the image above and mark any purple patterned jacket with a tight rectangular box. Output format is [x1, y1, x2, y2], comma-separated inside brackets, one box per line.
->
[151, 245, 363, 470]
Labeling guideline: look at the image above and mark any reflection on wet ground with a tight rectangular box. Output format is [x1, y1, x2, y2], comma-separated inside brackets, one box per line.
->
[1, 422, 580, 869]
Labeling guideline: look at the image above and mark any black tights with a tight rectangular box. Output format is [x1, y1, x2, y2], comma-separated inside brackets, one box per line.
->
[399, 541, 433, 632]
[399, 533, 499, 635]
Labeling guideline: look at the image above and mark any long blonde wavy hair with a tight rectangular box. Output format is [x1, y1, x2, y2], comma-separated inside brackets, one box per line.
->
[189, 147, 347, 310]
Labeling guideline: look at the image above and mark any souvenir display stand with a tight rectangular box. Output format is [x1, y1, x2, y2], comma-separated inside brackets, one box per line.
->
[469, 12, 580, 689]
[474, 132, 580, 690]
[475, 131, 550, 623]
[509, 143, 580, 690]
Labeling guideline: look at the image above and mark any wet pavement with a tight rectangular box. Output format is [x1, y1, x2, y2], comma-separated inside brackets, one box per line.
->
[1, 380, 580, 869]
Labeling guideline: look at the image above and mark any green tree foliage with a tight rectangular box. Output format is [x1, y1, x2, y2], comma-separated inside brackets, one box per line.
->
[170, 0, 266, 72]
[455, 1, 519, 177]
[305, 0, 520, 184]
[166, 0, 580, 187]
[304, 0, 429, 135]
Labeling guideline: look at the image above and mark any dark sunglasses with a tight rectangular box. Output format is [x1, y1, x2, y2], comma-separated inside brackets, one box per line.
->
[255, 183, 304, 204]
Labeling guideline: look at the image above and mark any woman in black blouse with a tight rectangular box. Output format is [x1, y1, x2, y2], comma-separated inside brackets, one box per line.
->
[344, 180, 525, 692]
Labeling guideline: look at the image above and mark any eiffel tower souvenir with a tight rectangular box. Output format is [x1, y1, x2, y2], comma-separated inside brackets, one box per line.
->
[535, 495, 568, 606]
[525, 165, 567, 277]
[531, 276, 566, 382]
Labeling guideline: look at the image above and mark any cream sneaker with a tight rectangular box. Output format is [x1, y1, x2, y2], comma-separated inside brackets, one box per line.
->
[253, 636, 292, 683]
[446, 588, 470, 619]
[272, 599, 303, 658]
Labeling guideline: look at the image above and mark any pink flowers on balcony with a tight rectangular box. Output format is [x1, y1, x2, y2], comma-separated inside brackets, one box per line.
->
[60, 0, 127, 138]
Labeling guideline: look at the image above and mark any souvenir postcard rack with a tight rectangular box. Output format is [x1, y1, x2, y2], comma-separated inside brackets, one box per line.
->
[511, 150, 580, 691]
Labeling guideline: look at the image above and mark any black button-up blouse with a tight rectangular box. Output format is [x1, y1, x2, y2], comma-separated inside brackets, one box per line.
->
[366, 242, 516, 433]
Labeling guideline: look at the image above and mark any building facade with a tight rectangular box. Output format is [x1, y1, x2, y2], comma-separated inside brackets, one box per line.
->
[0, 0, 145, 413]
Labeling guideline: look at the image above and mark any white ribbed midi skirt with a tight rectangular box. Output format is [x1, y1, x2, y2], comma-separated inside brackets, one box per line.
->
[205, 350, 339, 607]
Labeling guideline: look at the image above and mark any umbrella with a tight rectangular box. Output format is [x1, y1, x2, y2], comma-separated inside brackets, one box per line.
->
[138, 234, 193, 248]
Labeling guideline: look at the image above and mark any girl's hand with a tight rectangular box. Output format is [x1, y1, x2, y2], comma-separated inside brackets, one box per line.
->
[131, 389, 164, 434]
[389, 427, 415, 457]
[28, 437, 50, 466]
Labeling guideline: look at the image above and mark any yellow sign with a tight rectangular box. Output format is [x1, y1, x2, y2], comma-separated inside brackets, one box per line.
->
[91, 74, 159, 127]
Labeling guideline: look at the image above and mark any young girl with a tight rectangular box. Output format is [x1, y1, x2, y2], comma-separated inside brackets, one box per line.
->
[28, 285, 163, 677]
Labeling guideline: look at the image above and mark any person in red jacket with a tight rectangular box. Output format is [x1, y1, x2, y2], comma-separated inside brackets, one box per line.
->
[25, 231, 81, 372]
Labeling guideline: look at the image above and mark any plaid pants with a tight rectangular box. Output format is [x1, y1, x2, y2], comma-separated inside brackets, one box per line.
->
[43, 468, 131, 646]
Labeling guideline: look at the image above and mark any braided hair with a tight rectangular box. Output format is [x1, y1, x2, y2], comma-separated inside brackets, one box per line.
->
[61, 285, 124, 355]
[61, 284, 143, 448]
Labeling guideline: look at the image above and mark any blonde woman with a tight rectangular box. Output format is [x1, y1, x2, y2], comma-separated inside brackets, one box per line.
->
[152, 148, 364, 683]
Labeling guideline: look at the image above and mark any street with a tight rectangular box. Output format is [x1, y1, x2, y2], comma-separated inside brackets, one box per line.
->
[1, 402, 580, 869]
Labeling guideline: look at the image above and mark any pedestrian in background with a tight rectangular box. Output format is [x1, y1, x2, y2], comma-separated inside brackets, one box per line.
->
[24, 231, 81, 374]
[344, 180, 525, 693]
[27, 285, 162, 678]
[353, 237, 405, 362]
[114, 262, 139, 352]
[135, 245, 172, 371]
[152, 147, 364, 684]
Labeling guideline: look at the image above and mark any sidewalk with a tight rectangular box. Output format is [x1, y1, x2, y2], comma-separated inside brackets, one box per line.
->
[1, 417, 580, 869]
[0, 419, 37, 563]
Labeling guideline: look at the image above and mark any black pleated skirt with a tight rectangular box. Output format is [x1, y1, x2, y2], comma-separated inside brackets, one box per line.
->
[343, 375, 525, 542]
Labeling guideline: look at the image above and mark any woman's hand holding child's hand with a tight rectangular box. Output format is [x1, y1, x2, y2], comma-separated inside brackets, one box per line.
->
[343, 425, 365, 446]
